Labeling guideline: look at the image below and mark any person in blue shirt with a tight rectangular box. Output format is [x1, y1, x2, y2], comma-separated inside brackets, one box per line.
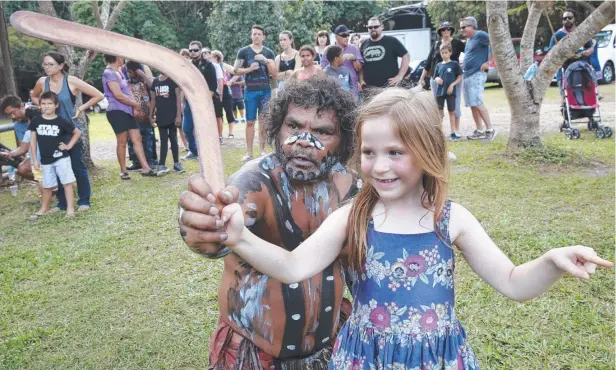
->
[460, 16, 496, 141]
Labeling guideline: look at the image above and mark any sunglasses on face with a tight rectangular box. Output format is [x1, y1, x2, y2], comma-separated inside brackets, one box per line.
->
[189, 48, 200, 52]
[460, 25, 470, 30]
[367, 25, 380, 30]
[562, 16, 573, 21]
[338, 33, 349, 38]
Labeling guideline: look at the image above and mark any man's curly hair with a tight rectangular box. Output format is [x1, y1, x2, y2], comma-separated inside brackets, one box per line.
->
[264, 78, 358, 165]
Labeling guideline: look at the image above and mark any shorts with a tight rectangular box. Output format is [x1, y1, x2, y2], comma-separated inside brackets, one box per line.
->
[463, 71, 487, 107]
[244, 89, 271, 121]
[431, 78, 462, 117]
[213, 96, 223, 119]
[106, 110, 138, 134]
[437, 94, 456, 112]
[232, 98, 245, 111]
[42, 156, 75, 189]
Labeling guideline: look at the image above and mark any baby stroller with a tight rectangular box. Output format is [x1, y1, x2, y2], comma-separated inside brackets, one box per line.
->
[560, 60, 612, 139]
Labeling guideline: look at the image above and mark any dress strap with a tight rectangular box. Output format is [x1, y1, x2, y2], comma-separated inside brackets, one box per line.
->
[436, 199, 452, 243]
[43, 76, 50, 92]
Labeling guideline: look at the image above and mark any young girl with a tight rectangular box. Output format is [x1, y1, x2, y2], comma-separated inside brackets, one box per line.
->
[290, 45, 325, 81]
[218, 89, 612, 370]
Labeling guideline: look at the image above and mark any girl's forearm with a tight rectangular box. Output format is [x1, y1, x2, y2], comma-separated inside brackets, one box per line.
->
[67, 130, 82, 149]
[233, 228, 303, 284]
[502, 252, 565, 302]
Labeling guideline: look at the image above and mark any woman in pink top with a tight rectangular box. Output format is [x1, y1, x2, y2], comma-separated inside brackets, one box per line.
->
[290, 45, 324, 81]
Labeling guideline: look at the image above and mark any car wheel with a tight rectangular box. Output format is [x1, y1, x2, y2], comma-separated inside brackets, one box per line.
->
[602, 62, 614, 84]
[93, 105, 101, 113]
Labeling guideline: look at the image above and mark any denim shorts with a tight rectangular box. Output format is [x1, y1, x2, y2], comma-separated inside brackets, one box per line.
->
[42, 156, 75, 189]
[463, 71, 487, 107]
[244, 89, 271, 121]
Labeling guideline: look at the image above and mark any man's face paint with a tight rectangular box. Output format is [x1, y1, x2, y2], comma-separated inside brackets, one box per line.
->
[284, 131, 325, 151]
[276, 105, 342, 183]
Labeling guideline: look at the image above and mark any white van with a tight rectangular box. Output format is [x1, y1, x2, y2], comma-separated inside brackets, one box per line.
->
[596, 24, 615, 84]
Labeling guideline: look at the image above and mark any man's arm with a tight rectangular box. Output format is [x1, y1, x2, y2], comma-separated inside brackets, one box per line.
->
[149, 89, 156, 123]
[233, 57, 256, 76]
[4, 141, 29, 158]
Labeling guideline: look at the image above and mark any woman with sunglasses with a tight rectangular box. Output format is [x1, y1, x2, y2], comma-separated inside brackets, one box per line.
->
[32, 51, 104, 212]
[420, 21, 466, 140]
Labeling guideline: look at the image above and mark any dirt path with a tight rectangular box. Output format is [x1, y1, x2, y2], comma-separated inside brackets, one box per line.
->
[91, 97, 615, 162]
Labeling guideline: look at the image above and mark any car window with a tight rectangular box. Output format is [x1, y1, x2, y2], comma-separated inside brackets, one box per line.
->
[596, 30, 613, 48]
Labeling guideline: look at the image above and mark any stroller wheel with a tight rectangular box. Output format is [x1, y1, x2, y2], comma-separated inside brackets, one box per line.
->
[604, 127, 613, 138]
[572, 128, 581, 139]
[565, 129, 573, 140]
[595, 127, 606, 139]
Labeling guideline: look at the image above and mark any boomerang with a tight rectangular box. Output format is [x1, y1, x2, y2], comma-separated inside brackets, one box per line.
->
[10, 11, 225, 192]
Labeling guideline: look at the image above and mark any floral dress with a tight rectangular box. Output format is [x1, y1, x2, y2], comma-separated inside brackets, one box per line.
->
[330, 201, 479, 370]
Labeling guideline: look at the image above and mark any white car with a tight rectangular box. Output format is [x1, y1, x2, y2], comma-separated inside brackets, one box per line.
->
[92, 97, 109, 113]
[596, 24, 615, 84]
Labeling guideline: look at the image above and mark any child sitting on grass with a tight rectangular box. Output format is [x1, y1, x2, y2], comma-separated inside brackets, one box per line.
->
[29, 91, 81, 219]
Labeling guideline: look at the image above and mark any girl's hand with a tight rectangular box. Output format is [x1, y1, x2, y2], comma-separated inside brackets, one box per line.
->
[548, 246, 613, 280]
[33, 161, 41, 170]
[219, 203, 246, 246]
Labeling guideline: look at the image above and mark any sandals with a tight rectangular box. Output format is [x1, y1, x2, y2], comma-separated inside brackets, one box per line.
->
[120, 172, 131, 180]
[29, 212, 47, 221]
[140, 169, 157, 177]
[66, 212, 76, 218]
[239, 154, 253, 163]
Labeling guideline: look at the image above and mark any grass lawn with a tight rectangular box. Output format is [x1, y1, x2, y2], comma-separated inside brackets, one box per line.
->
[1, 112, 614, 368]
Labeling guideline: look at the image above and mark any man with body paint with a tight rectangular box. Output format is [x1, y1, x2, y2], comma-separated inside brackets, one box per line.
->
[178, 78, 359, 369]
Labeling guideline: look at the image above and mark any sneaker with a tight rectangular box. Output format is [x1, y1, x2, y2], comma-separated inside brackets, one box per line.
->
[219, 136, 224, 144]
[240, 154, 253, 163]
[450, 133, 458, 141]
[240, 119, 246, 124]
[173, 162, 185, 173]
[467, 130, 486, 140]
[455, 132, 463, 140]
[126, 163, 142, 171]
[484, 129, 497, 142]
[157, 166, 170, 176]
[182, 152, 198, 160]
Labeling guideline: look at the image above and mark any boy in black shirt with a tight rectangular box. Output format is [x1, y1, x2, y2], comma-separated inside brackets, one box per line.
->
[28, 91, 81, 219]
[150, 72, 184, 175]
[434, 43, 463, 140]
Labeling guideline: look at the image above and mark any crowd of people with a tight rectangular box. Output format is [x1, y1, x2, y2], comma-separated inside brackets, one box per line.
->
[0, 10, 612, 370]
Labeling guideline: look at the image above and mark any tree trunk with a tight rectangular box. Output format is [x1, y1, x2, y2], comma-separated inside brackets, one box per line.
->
[0, 2, 17, 95]
[36, 0, 128, 169]
[487, 0, 616, 153]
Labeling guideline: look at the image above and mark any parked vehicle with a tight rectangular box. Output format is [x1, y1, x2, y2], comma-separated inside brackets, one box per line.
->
[91, 97, 109, 113]
[596, 23, 615, 84]
[487, 38, 547, 85]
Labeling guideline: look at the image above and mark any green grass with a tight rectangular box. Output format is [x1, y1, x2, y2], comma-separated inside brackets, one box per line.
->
[1, 126, 614, 368]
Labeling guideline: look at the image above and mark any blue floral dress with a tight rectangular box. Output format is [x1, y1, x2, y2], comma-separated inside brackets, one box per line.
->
[330, 201, 479, 370]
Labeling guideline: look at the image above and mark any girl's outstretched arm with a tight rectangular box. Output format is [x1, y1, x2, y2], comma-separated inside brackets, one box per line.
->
[221, 202, 351, 284]
[450, 203, 613, 302]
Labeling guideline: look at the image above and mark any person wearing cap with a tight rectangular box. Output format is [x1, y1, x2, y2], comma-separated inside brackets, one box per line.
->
[359, 16, 410, 90]
[421, 21, 466, 140]
[320, 25, 363, 97]
[460, 16, 495, 141]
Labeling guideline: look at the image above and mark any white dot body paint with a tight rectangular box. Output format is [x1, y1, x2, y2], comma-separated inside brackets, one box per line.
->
[246, 203, 257, 210]
[289, 283, 299, 289]
[292, 314, 301, 320]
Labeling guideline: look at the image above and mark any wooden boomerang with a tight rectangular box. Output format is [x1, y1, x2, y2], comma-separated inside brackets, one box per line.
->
[10, 11, 225, 192]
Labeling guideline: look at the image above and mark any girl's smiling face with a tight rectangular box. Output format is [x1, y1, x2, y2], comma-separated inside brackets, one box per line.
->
[359, 116, 423, 203]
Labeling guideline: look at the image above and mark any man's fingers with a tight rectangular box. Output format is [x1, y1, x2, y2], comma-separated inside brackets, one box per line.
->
[187, 174, 213, 198]
[218, 185, 240, 205]
[181, 209, 223, 230]
[179, 191, 217, 214]
[181, 225, 227, 247]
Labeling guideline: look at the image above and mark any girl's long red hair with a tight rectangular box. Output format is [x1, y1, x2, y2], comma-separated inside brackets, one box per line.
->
[346, 89, 449, 272]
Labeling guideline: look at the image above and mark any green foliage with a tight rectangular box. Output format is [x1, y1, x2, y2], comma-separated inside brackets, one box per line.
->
[8, 27, 51, 95]
[206, 1, 285, 62]
[154, 1, 213, 49]
[280, 1, 329, 51]
[322, 0, 398, 33]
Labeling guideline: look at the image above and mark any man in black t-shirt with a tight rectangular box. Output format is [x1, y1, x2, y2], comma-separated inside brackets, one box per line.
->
[359, 16, 410, 89]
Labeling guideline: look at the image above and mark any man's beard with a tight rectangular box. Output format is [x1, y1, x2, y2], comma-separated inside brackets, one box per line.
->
[275, 143, 340, 183]
[370, 31, 379, 40]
